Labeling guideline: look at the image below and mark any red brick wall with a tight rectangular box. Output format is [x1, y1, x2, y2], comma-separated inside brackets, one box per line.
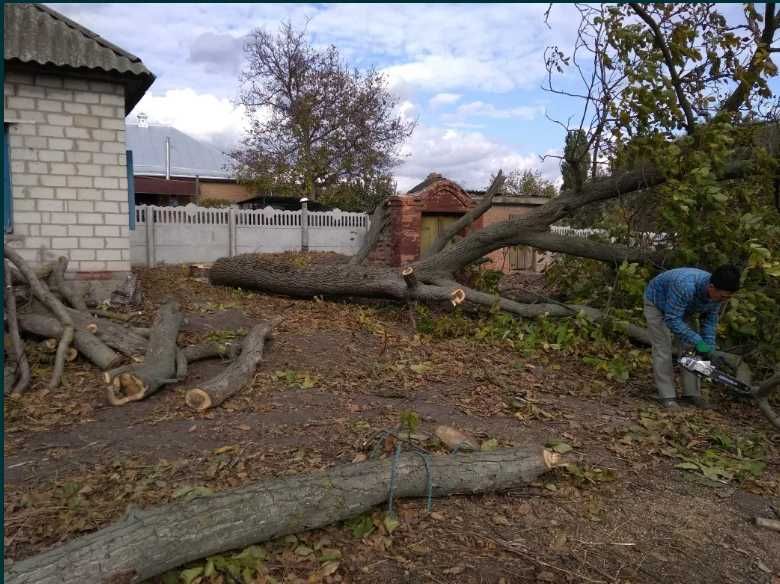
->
[368, 179, 485, 267]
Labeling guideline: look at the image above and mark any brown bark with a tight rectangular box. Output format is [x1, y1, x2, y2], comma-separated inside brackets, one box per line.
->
[107, 300, 183, 405]
[18, 313, 121, 370]
[4, 261, 31, 394]
[350, 200, 389, 265]
[754, 368, 780, 429]
[181, 340, 240, 362]
[185, 321, 273, 411]
[5, 248, 74, 390]
[47, 256, 87, 311]
[4, 446, 561, 584]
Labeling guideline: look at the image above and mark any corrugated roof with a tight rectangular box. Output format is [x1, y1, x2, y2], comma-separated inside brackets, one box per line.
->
[4, 3, 154, 113]
[126, 124, 234, 180]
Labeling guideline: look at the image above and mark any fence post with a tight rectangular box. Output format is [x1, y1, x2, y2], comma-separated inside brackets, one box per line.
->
[228, 207, 237, 257]
[300, 197, 309, 252]
[145, 206, 155, 267]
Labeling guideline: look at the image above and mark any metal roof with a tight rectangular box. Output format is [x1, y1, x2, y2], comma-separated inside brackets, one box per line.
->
[126, 124, 234, 180]
[4, 3, 154, 113]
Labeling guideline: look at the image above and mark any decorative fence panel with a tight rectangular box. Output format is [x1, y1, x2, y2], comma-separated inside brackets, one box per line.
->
[130, 203, 369, 266]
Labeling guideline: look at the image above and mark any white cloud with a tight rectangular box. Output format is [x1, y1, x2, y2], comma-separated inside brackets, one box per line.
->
[452, 101, 545, 120]
[393, 124, 561, 192]
[429, 93, 462, 108]
[128, 89, 249, 149]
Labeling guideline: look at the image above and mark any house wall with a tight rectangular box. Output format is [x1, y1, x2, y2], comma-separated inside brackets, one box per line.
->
[197, 181, 250, 203]
[4, 68, 131, 279]
[481, 203, 541, 273]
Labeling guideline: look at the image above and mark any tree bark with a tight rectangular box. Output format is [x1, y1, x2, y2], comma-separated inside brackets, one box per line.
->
[4, 261, 31, 394]
[5, 248, 74, 390]
[107, 300, 183, 405]
[423, 170, 505, 258]
[350, 201, 390, 265]
[754, 367, 780, 429]
[47, 256, 88, 311]
[18, 313, 121, 371]
[185, 321, 273, 410]
[4, 446, 561, 584]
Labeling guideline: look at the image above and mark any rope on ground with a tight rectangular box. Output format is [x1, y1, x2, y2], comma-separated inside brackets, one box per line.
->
[367, 428, 435, 515]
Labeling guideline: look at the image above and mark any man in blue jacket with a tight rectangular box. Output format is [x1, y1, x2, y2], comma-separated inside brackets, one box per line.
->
[643, 265, 741, 409]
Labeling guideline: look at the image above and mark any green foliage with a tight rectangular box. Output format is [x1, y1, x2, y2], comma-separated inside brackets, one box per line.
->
[561, 129, 590, 192]
[495, 168, 558, 198]
[623, 410, 769, 484]
[416, 303, 649, 382]
[195, 198, 232, 208]
[271, 370, 319, 389]
[399, 410, 421, 434]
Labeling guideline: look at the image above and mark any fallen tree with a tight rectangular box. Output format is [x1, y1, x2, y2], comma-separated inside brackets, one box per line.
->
[4, 446, 561, 584]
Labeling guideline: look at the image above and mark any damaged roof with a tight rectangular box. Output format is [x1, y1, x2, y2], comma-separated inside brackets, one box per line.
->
[4, 3, 154, 113]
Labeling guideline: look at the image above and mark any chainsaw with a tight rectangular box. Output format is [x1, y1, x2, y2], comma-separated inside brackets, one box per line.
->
[678, 354, 754, 396]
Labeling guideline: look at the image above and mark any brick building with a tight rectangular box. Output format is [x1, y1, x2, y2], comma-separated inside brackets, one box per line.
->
[3, 3, 154, 293]
[369, 173, 548, 272]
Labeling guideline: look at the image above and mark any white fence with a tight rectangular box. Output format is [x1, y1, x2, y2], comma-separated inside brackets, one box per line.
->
[550, 225, 669, 248]
[130, 203, 370, 266]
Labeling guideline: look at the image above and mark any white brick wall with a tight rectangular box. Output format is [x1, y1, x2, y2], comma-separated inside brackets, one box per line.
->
[4, 69, 131, 274]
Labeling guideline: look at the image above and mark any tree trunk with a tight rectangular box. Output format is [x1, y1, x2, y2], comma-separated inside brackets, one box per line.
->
[18, 314, 121, 370]
[4, 446, 561, 584]
[47, 256, 87, 311]
[4, 261, 31, 394]
[350, 201, 390, 265]
[5, 248, 74, 390]
[185, 321, 273, 410]
[30, 304, 149, 358]
[107, 301, 183, 405]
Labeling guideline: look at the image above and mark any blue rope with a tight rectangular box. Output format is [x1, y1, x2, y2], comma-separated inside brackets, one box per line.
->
[367, 428, 436, 515]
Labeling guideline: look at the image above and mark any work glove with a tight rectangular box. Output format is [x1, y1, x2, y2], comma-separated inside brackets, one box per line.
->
[695, 340, 713, 358]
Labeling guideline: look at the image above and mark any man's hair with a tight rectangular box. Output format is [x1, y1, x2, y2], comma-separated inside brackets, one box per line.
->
[711, 264, 741, 292]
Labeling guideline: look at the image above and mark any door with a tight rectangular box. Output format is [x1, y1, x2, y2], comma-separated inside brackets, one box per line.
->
[420, 214, 460, 255]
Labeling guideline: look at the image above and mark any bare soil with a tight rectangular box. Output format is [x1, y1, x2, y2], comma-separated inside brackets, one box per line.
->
[4, 262, 779, 584]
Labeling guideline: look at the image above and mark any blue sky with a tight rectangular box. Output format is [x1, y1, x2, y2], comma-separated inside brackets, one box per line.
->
[47, 3, 777, 192]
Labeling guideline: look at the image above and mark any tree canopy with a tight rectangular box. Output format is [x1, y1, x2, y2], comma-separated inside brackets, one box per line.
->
[230, 22, 414, 205]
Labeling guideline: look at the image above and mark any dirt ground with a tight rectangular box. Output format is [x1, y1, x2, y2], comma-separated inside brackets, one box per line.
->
[4, 262, 780, 584]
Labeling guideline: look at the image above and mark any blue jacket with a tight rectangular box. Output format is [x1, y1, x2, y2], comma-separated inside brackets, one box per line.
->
[644, 268, 721, 347]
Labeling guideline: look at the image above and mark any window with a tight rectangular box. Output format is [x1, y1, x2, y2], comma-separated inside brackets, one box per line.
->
[4, 123, 12, 233]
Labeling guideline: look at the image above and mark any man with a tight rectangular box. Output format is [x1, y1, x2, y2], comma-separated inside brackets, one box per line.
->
[643, 265, 741, 409]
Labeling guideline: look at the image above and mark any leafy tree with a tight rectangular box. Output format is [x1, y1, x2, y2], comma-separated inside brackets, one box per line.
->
[561, 129, 590, 192]
[544, 3, 780, 373]
[490, 168, 558, 198]
[231, 22, 414, 201]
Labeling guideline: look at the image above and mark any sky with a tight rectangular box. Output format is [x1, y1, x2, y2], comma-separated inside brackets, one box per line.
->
[45, 3, 773, 192]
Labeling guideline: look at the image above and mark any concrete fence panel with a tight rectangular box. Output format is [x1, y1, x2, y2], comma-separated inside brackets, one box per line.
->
[130, 203, 370, 266]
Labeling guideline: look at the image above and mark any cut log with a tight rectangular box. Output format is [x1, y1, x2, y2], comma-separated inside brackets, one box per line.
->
[30, 303, 148, 358]
[47, 256, 87, 311]
[3, 446, 562, 584]
[185, 321, 273, 411]
[18, 313, 121, 370]
[5, 248, 74, 390]
[181, 340, 240, 362]
[107, 300, 183, 405]
[4, 260, 31, 394]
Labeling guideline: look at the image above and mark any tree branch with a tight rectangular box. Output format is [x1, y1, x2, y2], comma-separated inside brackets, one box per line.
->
[423, 171, 506, 258]
[631, 4, 697, 132]
[720, 3, 777, 115]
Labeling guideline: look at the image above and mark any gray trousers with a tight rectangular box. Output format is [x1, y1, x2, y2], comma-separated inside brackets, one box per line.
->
[643, 299, 700, 400]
